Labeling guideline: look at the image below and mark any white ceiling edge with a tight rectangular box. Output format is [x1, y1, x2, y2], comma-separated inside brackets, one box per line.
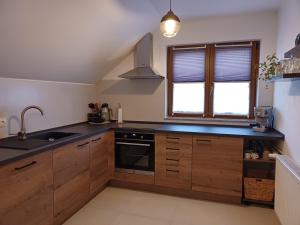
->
[0, 77, 96, 86]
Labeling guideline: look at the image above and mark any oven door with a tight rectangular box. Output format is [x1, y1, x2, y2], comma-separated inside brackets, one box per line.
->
[115, 140, 154, 173]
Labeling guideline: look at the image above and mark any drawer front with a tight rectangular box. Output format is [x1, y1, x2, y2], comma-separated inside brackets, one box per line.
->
[54, 170, 90, 225]
[155, 133, 192, 190]
[53, 139, 90, 189]
[192, 136, 243, 197]
[90, 132, 114, 195]
[0, 151, 53, 225]
[156, 133, 193, 149]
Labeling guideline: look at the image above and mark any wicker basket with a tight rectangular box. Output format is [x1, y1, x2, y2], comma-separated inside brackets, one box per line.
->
[244, 177, 275, 202]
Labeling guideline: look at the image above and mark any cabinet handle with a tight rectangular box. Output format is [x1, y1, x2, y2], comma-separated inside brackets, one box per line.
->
[77, 142, 90, 148]
[166, 158, 179, 162]
[196, 139, 211, 144]
[166, 147, 180, 151]
[166, 169, 179, 173]
[166, 136, 180, 140]
[14, 161, 37, 171]
[92, 137, 102, 142]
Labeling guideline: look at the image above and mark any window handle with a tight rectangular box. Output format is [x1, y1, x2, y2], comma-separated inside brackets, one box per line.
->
[210, 85, 214, 97]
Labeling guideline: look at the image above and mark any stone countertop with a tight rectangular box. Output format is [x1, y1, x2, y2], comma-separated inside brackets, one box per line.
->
[0, 121, 284, 166]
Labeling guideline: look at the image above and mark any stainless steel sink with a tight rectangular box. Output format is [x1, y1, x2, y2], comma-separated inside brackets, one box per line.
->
[0, 132, 80, 150]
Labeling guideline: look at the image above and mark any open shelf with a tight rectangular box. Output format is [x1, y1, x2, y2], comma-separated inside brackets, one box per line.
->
[243, 158, 275, 164]
[273, 73, 300, 80]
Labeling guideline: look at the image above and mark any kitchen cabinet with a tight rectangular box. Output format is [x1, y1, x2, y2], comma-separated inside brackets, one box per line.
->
[0, 151, 53, 225]
[90, 131, 114, 196]
[155, 133, 192, 190]
[53, 139, 90, 225]
[192, 136, 243, 198]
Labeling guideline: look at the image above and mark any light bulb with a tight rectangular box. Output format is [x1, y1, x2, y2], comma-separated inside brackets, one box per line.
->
[160, 10, 181, 38]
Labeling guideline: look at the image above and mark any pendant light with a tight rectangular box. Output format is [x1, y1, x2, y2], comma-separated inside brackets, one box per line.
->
[160, 0, 181, 38]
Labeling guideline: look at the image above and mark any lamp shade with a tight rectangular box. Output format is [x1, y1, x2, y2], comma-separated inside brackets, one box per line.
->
[160, 10, 181, 38]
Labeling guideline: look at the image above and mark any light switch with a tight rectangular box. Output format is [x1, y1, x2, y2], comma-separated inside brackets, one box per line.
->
[0, 118, 7, 128]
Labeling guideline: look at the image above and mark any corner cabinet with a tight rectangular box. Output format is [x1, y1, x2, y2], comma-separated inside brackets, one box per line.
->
[192, 136, 243, 199]
[90, 131, 114, 196]
[0, 151, 53, 225]
[155, 133, 192, 190]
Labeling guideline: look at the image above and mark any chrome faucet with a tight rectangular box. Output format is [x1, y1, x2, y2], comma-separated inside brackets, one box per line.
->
[18, 105, 44, 140]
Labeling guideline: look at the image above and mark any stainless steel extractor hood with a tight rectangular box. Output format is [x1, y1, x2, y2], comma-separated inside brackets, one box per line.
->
[119, 33, 164, 79]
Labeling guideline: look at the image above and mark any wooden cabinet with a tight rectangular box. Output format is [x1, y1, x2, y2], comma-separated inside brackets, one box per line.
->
[192, 136, 243, 198]
[53, 139, 90, 225]
[155, 133, 192, 190]
[0, 151, 53, 225]
[90, 131, 114, 196]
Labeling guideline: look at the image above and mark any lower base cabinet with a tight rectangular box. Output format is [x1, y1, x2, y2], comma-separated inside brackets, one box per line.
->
[0, 151, 53, 225]
[90, 132, 114, 196]
[155, 133, 192, 190]
[53, 139, 91, 225]
[0, 131, 246, 225]
[54, 171, 90, 225]
[192, 136, 243, 198]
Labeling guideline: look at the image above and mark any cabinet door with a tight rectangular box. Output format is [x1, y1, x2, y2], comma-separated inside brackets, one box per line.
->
[53, 140, 90, 189]
[90, 132, 114, 196]
[53, 139, 90, 225]
[0, 151, 53, 225]
[54, 170, 90, 225]
[192, 136, 243, 197]
[155, 133, 192, 190]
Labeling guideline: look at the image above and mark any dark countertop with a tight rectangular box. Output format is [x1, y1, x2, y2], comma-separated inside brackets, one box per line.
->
[0, 121, 284, 166]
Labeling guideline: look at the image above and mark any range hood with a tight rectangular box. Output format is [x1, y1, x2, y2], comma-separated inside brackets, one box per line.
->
[119, 33, 164, 79]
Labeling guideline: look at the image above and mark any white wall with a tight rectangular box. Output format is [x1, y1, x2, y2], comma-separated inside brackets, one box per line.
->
[0, 78, 96, 138]
[273, 0, 300, 163]
[96, 11, 278, 123]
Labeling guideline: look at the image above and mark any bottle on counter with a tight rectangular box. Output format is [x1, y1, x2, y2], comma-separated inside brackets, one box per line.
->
[117, 103, 123, 124]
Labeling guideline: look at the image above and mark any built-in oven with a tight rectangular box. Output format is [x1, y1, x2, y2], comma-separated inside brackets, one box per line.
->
[115, 131, 154, 175]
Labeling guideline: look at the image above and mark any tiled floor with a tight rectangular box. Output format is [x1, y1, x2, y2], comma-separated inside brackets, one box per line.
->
[64, 187, 280, 225]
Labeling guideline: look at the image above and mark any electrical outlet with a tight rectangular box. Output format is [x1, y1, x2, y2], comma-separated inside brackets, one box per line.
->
[0, 118, 7, 128]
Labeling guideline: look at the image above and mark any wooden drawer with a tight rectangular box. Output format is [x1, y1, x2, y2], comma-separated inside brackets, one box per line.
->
[155, 133, 192, 190]
[192, 136, 243, 197]
[53, 139, 90, 189]
[54, 170, 90, 225]
[156, 133, 193, 150]
[113, 172, 155, 185]
[90, 132, 114, 196]
[0, 151, 53, 225]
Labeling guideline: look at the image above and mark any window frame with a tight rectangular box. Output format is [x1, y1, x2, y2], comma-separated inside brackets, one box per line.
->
[167, 41, 259, 119]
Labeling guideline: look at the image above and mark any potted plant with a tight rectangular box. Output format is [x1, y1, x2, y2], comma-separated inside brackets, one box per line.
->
[259, 53, 280, 81]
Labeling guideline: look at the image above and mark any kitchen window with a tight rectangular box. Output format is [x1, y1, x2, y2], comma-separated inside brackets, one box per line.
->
[167, 41, 259, 119]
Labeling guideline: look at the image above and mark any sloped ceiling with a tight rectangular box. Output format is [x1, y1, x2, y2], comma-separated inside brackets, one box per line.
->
[0, 0, 159, 83]
[0, 0, 281, 84]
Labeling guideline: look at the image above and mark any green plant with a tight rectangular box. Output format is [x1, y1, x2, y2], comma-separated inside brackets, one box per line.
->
[259, 53, 279, 81]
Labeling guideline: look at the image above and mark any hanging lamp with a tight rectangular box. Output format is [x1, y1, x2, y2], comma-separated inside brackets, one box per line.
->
[160, 0, 181, 38]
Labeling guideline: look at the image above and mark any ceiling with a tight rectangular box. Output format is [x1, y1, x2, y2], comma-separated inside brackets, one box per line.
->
[0, 0, 281, 84]
[150, 0, 281, 18]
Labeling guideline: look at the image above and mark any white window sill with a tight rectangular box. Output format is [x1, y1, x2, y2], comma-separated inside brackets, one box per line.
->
[164, 116, 254, 127]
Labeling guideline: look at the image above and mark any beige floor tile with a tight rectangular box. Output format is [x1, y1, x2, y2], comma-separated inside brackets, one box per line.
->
[64, 187, 281, 225]
[64, 208, 119, 225]
[111, 213, 170, 225]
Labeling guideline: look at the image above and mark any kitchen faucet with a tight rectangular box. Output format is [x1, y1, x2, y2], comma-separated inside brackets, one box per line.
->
[18, 105, 44, 140]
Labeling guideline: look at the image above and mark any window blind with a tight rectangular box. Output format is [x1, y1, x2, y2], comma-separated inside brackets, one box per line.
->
[214, 47, 252, 82]
[173, 49, 206, 83]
